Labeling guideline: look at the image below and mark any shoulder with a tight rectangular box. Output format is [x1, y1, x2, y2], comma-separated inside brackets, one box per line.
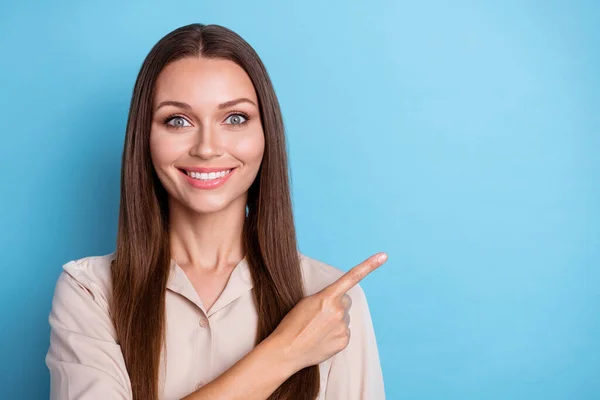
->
[298, 252, 368, 305]
[53, 252, 116, 313]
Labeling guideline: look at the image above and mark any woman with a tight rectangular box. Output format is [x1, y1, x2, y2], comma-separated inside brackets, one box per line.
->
[45, 23, 387, 400]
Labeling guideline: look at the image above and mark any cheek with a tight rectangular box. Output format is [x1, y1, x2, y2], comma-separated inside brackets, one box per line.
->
[149, 131, 187, 167]
[230, 130, 265, 165]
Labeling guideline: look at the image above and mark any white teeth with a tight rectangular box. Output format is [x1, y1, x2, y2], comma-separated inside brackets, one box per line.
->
[186, 169, 232, 181]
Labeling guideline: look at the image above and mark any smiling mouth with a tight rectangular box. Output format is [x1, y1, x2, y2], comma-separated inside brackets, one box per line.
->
[178, 168, 236, 181]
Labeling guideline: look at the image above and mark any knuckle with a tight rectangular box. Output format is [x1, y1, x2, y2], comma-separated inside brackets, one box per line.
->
[318, 294, 332, 309]
[335, 336, 348, 351]
[321, 293, 335, 305]
[341, 331, 351, 347]
[348, 269, 362, 284]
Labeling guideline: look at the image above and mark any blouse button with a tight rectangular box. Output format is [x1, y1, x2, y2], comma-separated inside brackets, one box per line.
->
[195, 381, 205, 390]
[199, 317, 208, 328]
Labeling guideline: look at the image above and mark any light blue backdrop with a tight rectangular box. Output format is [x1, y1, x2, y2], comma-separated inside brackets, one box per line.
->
[1, 0, 598, 399]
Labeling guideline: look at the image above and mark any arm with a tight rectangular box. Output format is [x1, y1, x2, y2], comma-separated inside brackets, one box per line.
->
[46, 268, 298, 400]
[324, 284, 386, 400]
[182, 335, 295, 400]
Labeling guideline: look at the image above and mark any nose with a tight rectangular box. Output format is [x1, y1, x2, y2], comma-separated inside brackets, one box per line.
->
[189, 124, 223, 159]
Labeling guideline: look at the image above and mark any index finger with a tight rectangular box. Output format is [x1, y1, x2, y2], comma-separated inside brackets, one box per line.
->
[323, 252, 388, 298]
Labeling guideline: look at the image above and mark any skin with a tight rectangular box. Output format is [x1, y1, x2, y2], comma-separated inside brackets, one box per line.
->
[149, 56, 388, 400]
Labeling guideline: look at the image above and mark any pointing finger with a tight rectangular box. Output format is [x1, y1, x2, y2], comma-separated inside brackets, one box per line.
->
[323, 252, 387, 298]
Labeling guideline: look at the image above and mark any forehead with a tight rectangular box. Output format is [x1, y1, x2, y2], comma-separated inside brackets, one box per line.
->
[153, 56, 258, 109]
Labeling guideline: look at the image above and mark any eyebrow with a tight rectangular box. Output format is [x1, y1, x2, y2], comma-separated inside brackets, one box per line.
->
[155, 97, 257, 111]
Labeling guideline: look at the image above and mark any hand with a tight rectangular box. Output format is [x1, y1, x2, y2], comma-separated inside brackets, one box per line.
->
[268, 252, 388, 373]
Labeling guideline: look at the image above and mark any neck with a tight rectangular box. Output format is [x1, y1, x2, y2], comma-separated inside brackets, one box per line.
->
[168, 193, 247, 272]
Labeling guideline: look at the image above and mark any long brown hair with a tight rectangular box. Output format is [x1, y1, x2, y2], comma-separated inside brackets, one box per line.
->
[110, 23, 319, 400]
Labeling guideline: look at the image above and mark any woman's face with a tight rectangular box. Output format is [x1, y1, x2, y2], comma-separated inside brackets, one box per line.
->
[150, 56, 265, 215]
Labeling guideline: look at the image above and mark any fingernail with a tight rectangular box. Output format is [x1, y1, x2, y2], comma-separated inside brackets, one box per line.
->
[377, 253, 388, 263]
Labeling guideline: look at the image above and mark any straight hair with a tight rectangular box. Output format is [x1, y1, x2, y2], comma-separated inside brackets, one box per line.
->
[110, 23, 319, 400]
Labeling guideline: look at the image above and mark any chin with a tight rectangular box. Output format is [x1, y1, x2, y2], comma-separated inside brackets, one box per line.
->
[184, 194, 238, 215]
[187, 201, 230, 215]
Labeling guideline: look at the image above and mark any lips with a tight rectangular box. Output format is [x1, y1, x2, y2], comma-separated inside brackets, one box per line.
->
[178, 166, 237, 173]
[178, 167, 236, 190]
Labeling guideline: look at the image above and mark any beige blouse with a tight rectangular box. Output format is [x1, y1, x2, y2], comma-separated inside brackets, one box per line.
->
[45, 252, 385, 399]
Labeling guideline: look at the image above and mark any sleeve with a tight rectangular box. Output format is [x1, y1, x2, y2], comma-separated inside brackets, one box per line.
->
[45, 265, 133, 400]
[324, 284, 386, 400]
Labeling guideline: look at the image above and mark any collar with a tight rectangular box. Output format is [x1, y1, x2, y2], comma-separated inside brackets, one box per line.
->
[166, 256, 253, 317]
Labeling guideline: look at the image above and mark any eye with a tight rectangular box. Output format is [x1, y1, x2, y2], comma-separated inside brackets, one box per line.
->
[224, 112, 249, 126]
[165, 116, 192, 128]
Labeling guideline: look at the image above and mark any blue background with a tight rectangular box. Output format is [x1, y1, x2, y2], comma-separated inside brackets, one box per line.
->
[1, 0, 598, 399]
